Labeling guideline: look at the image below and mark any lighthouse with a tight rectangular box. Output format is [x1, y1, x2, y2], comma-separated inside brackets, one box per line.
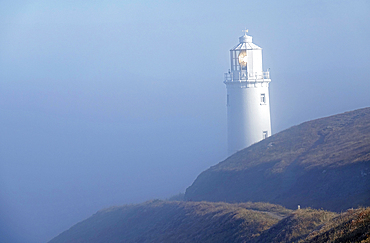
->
[224, 30, 272, 155]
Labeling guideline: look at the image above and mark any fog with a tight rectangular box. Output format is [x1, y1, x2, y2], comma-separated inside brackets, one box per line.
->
[1, 0, 369, 242]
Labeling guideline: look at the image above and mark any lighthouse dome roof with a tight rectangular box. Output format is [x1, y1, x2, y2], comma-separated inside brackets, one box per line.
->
[231, 34, 261, 51]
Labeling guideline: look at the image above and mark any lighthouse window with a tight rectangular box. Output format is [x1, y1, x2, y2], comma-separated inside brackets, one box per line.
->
[260, 94, 266, 104]
[263, 131, 268, 139]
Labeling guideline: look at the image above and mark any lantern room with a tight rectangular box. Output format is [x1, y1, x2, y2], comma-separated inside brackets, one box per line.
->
[226, 31, 269, 82]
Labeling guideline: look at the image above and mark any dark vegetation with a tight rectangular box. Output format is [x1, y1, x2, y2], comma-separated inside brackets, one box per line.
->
[185, 107, 370, 211]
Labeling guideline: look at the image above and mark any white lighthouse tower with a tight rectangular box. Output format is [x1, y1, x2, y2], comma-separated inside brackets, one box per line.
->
[224, 30, 271, 155]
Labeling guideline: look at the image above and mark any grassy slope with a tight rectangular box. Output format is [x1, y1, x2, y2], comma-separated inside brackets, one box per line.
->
[255, 208, 338, 243]
[255, 207, 370, 243]
[303, 207, 370, 243]
[185, 107, 370, 211]
[49, 200, 291, 243]
[49, 201, 370, 243]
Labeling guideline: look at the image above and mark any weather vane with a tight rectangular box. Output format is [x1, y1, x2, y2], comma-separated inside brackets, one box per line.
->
[242, 29, 249, 35]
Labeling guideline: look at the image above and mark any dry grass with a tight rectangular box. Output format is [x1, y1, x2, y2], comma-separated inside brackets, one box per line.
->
[49, 201, 370, 243]
[303, 207, 370, 242]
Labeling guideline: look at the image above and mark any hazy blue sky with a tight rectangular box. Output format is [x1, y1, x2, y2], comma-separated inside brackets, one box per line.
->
[1, 0, 369, 242]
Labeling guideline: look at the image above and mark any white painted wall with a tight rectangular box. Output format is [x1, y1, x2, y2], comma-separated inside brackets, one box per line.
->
[226, 82, 271, 154]
[225, 34, 271, 155]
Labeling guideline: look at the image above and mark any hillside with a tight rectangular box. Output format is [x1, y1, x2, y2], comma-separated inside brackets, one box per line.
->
[49, 107, 370, 242]
[302, 207, 370, 243]
[49, 200, 370, 243]
[185, 107, 370, 211]
[48, 200, 291, 243]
